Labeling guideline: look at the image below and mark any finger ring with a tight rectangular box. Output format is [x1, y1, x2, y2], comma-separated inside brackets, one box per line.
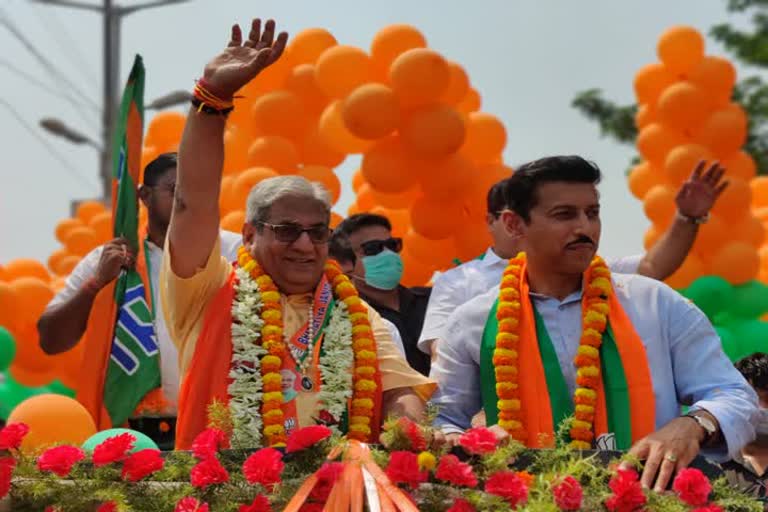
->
[664, 453, 678, 463]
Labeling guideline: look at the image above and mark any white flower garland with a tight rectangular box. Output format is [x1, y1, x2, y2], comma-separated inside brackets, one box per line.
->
[317, 300, 354, 430]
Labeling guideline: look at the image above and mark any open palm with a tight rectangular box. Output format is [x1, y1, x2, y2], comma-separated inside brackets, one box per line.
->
[203, 19, 288, 99]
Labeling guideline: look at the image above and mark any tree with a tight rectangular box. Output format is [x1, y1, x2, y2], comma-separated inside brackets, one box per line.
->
[572, 0, 768, 173]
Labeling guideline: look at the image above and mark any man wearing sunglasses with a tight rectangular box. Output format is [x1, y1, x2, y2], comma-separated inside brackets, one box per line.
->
[332, 214, 432, 377]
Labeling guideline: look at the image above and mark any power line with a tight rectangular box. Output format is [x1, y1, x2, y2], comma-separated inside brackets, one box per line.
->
[0, 98, 98, 192]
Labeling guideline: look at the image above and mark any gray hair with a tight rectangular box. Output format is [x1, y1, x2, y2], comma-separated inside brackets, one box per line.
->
[245, 175, 332, 224]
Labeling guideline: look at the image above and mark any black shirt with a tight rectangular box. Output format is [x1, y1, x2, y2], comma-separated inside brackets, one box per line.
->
[362, 286, 432, 377]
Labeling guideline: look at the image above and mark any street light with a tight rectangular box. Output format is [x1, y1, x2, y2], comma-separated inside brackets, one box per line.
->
[39, 118, 102, 150]
[146, 90, 192, 110]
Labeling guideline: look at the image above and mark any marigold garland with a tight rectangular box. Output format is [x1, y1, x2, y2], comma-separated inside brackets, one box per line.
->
[495, 253, 612, 449]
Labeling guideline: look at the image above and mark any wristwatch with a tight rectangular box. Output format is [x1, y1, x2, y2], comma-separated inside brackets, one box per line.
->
[684, 412, 718, 444]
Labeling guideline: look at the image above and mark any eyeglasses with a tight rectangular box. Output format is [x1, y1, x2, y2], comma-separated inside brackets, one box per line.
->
[359, 237, 403, 256]
[257, 222, 332, 244]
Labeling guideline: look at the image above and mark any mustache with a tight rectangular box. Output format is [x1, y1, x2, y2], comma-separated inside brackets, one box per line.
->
[566, 235, 596, 248]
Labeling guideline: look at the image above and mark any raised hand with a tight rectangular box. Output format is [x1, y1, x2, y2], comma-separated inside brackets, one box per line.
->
[202, 19, 288, 99]
[676, 161, 728, 220]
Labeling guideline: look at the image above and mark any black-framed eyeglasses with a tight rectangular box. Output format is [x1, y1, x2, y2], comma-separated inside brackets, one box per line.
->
[360, 237, 403, 256]
[257, 222, 332, 244]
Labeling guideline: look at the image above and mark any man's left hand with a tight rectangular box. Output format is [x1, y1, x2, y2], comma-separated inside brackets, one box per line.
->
[676, 161, 728, 219]
[626, 417, 705, 492]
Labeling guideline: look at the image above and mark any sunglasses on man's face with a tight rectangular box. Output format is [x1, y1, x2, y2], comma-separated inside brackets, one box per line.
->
[359, 237, 403, 256]
[257, 222, 332, 244]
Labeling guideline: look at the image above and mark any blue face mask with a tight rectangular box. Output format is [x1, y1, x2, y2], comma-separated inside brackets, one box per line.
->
[362, 249, 404, 290]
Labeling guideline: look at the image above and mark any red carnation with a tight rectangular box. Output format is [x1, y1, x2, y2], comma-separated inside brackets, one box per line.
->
[673, 468, 712, 507]
[458, 427, 498, 455]
[122, 449, 164, 482]
[435, 454, 478, 488]
[386, 451, 428, 488]
[692, 506, 723, 512]
[0, 457, 16, 499]
[446, 499, 476, 512]
[310, 462, 345, 501]
[191, 428, 230, 460]
[243, 447, 285, 487]
[605, 469, 647, 512]
[238, 495, 272, 512]
[0, 423, 29, 451]
[92, 433, 136, 467]
[396, 417, 427, 452]
[485, 470, 529, 507]
[37, 445, 85, 477]
[96, 502, 117, 512]
[175, 497, 209, 512]
[285, 425, 333, 453]
[553, 475, 583, 511]
[190, 456, 230, 488]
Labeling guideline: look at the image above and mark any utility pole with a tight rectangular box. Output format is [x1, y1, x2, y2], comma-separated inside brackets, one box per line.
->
[31, 0, 191, 203]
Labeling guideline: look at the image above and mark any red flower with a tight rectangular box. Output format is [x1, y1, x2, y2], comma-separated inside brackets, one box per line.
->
[485, 470, 529, 507]
[395, 417, 427, 452]
[458, 427, 498, 455]
[673, 468, 712, 507]
[175, 497, 209, 512]
[435, 454, 478, 488]
[96, 502, 117, 512]
[310, 462, 345, 501]
[92, 433, 136, 467]
[190, 456, 230, 488]
[692, 506, 723, 512]
[285, 425, 333, 453]
[0, 423, 29, 451]
[238, 495, 272, 512]
[0, 457, 16, 499]
[243, 447, 285, 487]
[122, 449, 164, 482]
[37, 445, 85, 477]
[553, 475, 583, 511]
[191, 428, 230, 460]
[605, 469, 647, 512]
[446, 499, 476, 512]
[385, 451, 428, 488]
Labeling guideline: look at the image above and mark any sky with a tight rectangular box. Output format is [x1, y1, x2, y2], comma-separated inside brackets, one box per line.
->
[0, 0, 752, 263]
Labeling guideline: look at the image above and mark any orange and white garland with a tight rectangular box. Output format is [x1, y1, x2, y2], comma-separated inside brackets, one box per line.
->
[494, 253, 612, 449]
[232, 247, 378, 447]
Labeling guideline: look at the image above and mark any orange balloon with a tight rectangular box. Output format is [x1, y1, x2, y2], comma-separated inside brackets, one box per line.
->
[251, 90, 307, 140]
[54, 218, 85, 245]
[88, 212, 112, 244]
[315, 45, 372, 99]
[693, 214, 728, 254]
[3, 259, 51, 283]
[0, 282, 19, 329]
[287, 28, 338, 65]
[456, 88, 481, 114]
[247, 136, 301, 173]
[657, 26, 705, 75]
[284, 64, 329, 115]
[754, 206, 768, 223]
[237, 51, 293, 96]
[635, 104, 657, 130]
[657, 82, 711, 134]
[463, 163, 515, 219]
[419, 154, 474, 200]
[370, 24, 427, 75]
[299, 123, 347, 168]
[663, 144, 713, 185]
[404, 230, 458, 268]
[723, 151, 757, 181]
[453, 221, 492, 263]
[140, 146, 160, 182]
[220, 210, 245, 233]
[370, 186, 420, 210]
[352, 169, 366, 193]
[751, 177, 768, 208]
[733, 214, 765, 247]
[400, 105, 465, 159]
[637, 123, 686, 164]
[219, 175, 235, 216]
[9, 364, 57, 388]
[347, 201, 361, 217]
[46, 249, 69, 275]
[712, 178, 751, 221]
[370, 206, 410, 237]
[232, 167, 279, 209]
[400, 248, 435, 287]
[627, 161, 662, 200]
[710, 242, 760, 284]
[460, 112, 507, 162]
[665, 253, 706, 289]
[410, 195, 463, 240]
[145, 111, 186, 150]
[440, 61, 470, 105]
[342, 83, 399, 140]
[299, 165, 341, 204]
[643, 225, 663, 251]
[12, 278, 53, 322]
[389, 48, 450, 108]
[50, 276, 67, 293]
[361, 136, 418, 194]
[223, 126, 252, 176]
[55, 255, 81, 277]
[64, 226, 99, 257]
[318, 101, 373, 154]
[75, 200, 106, 225]
[633, 63, 675, 104]
[330, 211, 344, 229]
[8, 394, 97, 452]
[688, 56, 736, 106]
[643, 185, 677, 227]
[694, 104, 748, 156]
[356, 184, 377, 211]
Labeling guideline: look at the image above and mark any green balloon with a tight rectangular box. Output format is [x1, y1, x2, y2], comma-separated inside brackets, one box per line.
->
[0, 327, 16, 371]
[0, 372, 48, 420]
[729, 320, 768, 361]
[714, 326, 741, 362]
[725, 280, 768, 319]
[683, 276, 734, 319]
[46, 379, 75, 398]
[82, 428, 159, 453]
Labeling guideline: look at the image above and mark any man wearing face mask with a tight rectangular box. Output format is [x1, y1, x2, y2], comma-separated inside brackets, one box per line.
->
[332, 214, 432, 376]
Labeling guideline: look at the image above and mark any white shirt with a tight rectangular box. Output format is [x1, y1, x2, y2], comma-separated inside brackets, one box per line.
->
[417, 248, 643, 354]
[48, 230, 243, 413]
